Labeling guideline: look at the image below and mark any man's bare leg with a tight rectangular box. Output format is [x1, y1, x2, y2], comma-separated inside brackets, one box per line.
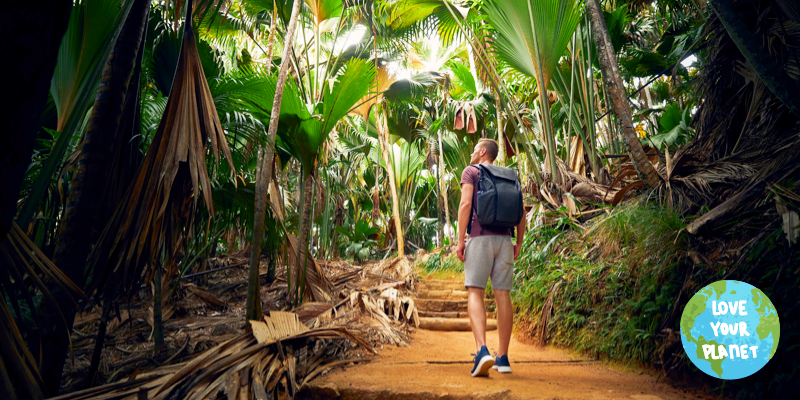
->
[494, 289, 513, 356]
[467, 287, 486, 350]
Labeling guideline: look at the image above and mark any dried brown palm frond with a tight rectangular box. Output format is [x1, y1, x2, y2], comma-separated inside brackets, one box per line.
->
[364, 257, 414, 284]
[287, 233, 335, 304]
[85, 0, 234, 299]
[53, 311, 372, 400]
[1, 223, 85, 400]
[527, 159, 622, 215]
[309, 258, 419, 347]
[537, 280, 562, 346]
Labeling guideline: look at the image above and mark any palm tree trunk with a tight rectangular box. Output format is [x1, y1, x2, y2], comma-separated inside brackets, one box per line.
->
[294, 173, 313, 304]
[378, 109, 405, 257]
[39, 0, 150, 391]
[85, 298, 112, 388]
[436, 126, 452, 244]
[265, 4, 279, 63]
[248, 0, 302, 321]
[585, 0, 660, 188]
[153, 267, 164, 351]
[495, 93, 506, 166]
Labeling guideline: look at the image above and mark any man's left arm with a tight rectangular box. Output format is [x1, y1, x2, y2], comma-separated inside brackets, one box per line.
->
[513, 211, 526, 260]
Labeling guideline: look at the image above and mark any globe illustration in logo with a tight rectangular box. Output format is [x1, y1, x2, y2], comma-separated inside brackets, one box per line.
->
[680, 280, 780, 379]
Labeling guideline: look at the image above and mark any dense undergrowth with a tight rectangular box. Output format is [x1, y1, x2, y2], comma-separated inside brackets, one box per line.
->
[511, 199, 799, 399]
[513, 201, 687, 364]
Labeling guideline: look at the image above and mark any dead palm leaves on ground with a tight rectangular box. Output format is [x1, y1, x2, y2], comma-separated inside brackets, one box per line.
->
[49, 253, 421, 399]
[85, 0, 234, 299]
[310, 258, 420, 347]
[50, 311, 371, 400]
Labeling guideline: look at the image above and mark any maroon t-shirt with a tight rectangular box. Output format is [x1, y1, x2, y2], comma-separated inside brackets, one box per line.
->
[460, 164, 513, 237]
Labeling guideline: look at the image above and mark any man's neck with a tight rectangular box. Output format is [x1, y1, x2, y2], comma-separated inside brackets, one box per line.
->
[478, 160, 493, 165]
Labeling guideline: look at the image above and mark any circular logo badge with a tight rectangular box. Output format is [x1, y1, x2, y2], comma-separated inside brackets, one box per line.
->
[680, 280, 780, 379]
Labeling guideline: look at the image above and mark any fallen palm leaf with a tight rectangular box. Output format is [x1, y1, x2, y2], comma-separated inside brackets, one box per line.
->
[49, 311, 372, 400]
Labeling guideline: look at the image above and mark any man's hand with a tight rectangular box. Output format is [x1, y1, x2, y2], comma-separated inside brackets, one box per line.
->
[513, 242, 522, 260]
[456, 240, 465, 262]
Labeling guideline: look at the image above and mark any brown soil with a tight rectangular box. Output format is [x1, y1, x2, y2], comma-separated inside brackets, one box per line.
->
[299, 329, 720, 400]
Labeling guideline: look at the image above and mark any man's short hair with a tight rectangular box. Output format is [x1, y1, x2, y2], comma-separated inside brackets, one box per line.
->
[477, 138, 499, 161]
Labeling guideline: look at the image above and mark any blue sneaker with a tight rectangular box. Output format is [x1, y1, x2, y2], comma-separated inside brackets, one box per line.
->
[491, 354, 512, 373]
[471, 346, 495, 377]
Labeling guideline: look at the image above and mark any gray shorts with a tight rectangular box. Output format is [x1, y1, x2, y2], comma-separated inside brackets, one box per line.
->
[464, 235, 514, 291]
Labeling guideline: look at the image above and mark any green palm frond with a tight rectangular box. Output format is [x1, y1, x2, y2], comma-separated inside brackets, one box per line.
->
[482, 0, 583, 87]
[50, 0, 122, 130]
[322, 58, 377, 133]
[449, 61, 477, 96]
[383, 71, 440, 103]
[280, 59, 376, 176]
[305, 0, 344, 26]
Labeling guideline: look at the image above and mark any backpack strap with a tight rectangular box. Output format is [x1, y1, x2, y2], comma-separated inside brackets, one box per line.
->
[466, 165, 481, 235]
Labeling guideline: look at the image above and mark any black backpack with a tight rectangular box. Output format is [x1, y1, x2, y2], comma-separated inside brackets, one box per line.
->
[468, 164, 524, 234]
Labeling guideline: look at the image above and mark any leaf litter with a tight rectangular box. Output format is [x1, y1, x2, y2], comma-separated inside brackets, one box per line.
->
[54, 252, 420, 399]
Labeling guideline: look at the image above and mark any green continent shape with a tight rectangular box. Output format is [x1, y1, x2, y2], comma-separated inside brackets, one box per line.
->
[681, 293, 707, 343]
[695, 335, 725, 378]
[708, 281, 726, 300]
[730, 290, 736, 294]
[752, 288, 780, 359]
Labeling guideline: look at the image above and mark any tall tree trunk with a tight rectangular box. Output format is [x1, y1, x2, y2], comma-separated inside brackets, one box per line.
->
[248, 0, 303, 321]
[152, 267, 164, 351]
[0, 0, 71, 241]
[85, 297, 112, 388]
[436, 126, 452, 244]
[585, 0, 660, 188]
[495, 92, 506, 166]
[377, 108, 405, 257]
[433, 138, 443, 248]
[294, 173, 313, 304]
[39, 0, 150, 392]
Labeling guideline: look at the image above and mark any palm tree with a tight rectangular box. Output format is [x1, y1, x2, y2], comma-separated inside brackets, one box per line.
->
[39, 0, 151, 390]
[248, 0, 303, 318]
[277, 59, 377, 302]
[17, 0, 130, 229]
[483, 0, 584, 185]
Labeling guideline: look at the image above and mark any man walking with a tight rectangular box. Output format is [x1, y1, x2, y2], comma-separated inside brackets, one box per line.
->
[456, 139, 526, 377]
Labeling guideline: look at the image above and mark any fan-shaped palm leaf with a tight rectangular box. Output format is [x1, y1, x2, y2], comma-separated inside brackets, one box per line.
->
[483, 0, 583, 88]
[281, 58, 376, 176]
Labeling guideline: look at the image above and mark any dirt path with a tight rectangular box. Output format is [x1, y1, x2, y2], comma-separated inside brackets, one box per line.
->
[299, 329, 718, 400]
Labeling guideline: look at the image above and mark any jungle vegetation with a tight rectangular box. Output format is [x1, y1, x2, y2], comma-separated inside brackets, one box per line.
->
[1, 0, 798, 398]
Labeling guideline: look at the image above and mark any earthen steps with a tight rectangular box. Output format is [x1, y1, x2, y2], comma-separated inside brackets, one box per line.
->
[414, 280, 498, 331]
[417, 310, 494, 319]
[416, 289, 469, 300]
[419, 317, 497, 331]
[415, 298, 496, 313]
[417, 280, 465, 291]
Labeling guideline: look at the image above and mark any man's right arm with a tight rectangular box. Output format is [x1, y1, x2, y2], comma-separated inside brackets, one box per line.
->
[456, 182, 473, 262]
